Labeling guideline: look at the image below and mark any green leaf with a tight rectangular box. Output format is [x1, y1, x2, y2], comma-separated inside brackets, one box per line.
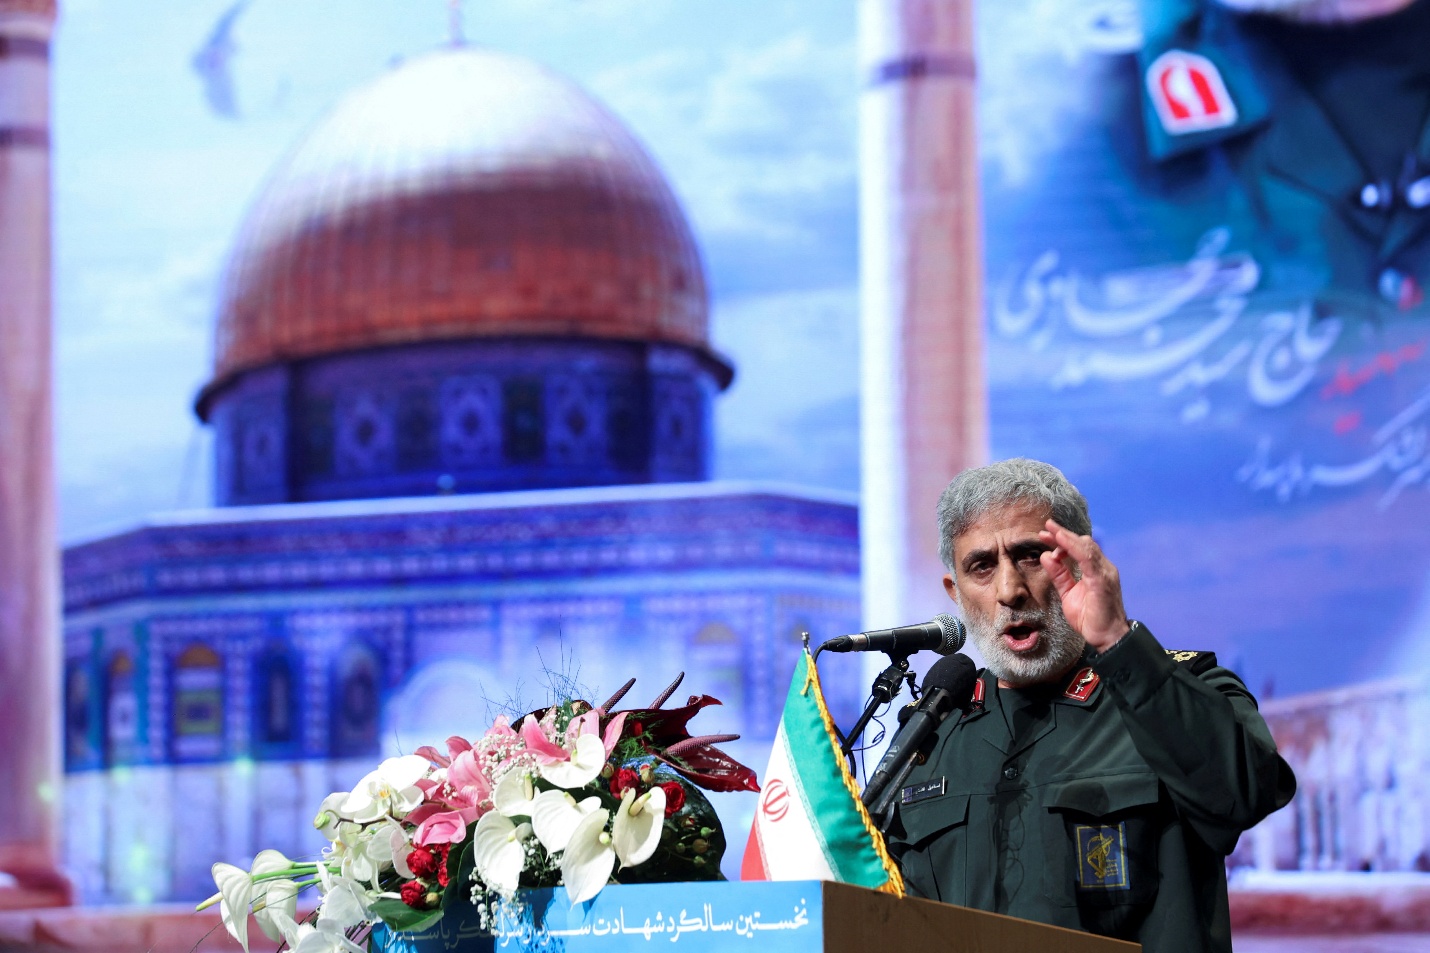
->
[442, 837, 475, 910]
[370, 897, 445, 933]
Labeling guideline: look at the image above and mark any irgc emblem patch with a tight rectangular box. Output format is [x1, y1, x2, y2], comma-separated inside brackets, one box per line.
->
[1075, 822, 1131, 890]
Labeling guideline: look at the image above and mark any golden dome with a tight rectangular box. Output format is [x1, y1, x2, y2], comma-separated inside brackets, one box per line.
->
[203, 47, 714, 406]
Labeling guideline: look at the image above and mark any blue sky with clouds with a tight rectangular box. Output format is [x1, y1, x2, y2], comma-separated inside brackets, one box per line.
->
[52, 0, 860, 540]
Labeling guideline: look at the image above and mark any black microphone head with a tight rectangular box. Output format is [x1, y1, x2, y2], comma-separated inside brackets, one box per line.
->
[921, 653, 978, 709]
[932, 613, 967, 655]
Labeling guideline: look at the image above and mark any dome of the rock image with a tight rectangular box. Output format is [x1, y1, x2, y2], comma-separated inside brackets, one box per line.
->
[197, 47, 732, 505]
[204, 46, 717, 395]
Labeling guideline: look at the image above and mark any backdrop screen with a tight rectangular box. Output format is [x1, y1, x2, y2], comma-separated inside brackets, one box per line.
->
[980, 0, 1430, 697]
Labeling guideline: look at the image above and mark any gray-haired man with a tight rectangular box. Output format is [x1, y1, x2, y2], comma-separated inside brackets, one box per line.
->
[884, 458, 1295, 953]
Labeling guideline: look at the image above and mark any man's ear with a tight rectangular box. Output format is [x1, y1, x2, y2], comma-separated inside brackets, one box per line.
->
[943, 573, 958, 605]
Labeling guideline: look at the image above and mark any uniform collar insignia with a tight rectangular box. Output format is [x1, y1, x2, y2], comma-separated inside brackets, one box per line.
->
[960, 673, 990, 721]
[1137, 2, 1270, 161]
[1060, 665, 1101, 703]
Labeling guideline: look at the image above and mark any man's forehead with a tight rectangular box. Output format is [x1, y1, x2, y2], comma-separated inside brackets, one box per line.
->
[953, 501, 1052, 555]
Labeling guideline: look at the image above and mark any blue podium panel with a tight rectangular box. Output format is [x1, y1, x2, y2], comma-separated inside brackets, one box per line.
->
[377, 881, 823, 953]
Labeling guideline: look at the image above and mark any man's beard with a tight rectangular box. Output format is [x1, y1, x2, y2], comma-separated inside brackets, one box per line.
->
[964, 598, 1086, 687]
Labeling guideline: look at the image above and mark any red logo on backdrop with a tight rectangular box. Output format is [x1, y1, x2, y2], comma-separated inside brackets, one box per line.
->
[761, 780, 790, 823]
[1146, 50, 1238, 135]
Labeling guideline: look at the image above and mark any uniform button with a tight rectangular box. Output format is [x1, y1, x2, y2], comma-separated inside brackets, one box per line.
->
[1003, 765, 1020, 780]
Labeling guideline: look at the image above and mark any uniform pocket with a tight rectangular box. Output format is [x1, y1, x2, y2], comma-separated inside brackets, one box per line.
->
[894, 792, 971, 906]
[1041, 773, 1163, 912]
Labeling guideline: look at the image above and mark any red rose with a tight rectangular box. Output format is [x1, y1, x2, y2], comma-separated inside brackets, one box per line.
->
[407, 846, 438, 878]
[400, 880, 427, 909]
[660, 781, 685, 815]
[610, 767, 640, 797]
[437, 851, 450, 888]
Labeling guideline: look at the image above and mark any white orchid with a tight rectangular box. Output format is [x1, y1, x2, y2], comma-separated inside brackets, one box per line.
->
[312, 792, 347, 842]
[326, 818, 402, 885]
[315, 863, 373, 932]
[612, 785, 665, 868]
[492, 768, 538, 817]
[560, 808, 615, 906]
[338, 755, 431, 823]
[211, 849, 296, 953]
[530, 789, 602, 854]
[472, 810, 534, 898]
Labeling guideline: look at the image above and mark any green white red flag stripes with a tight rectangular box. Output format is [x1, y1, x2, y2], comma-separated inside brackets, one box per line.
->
[741, 648, 904, 895]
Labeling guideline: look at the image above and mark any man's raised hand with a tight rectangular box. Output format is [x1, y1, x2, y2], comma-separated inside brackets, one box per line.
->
[1038, 520, 1131, 652]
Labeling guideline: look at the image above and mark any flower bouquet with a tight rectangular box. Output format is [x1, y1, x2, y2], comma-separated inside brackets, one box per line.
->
[200, 674, 760, 953]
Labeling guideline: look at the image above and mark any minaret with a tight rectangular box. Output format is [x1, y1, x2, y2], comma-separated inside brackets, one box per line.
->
[0, 0, 67, 909]
[858, 0, 986, 629]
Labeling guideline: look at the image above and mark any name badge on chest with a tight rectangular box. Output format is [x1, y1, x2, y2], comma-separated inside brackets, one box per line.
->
[900, 777, 946, 805]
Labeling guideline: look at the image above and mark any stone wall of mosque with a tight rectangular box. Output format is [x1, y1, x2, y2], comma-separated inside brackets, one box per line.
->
[60, 484, 863, 903]
[1230, 675, 1430, 874]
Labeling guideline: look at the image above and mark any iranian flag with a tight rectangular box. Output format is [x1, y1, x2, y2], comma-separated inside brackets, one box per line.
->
[740, 648, 904, 894]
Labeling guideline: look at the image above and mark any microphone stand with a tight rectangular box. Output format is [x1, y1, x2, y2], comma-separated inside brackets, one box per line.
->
[839, 652, 918, 762]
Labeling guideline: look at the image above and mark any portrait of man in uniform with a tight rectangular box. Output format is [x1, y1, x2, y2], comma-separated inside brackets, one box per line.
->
[979, 0, 1430, 698]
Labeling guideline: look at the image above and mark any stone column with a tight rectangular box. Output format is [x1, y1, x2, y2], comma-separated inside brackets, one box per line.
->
[858, 0, 987, 630]
[0, 0, 67, 910]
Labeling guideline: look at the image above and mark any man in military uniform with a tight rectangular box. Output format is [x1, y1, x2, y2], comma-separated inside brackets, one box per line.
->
[883, 459, 1296, 953]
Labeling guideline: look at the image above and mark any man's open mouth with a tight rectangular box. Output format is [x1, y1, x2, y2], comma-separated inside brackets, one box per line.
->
[1002, 623, 1042, 653]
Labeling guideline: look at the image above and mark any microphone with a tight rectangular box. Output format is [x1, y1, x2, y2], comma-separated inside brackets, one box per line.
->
[819, 614, 966, 657]
[860, 653, 978, 812]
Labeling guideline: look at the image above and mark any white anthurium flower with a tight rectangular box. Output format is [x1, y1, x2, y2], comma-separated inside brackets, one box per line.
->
[211, 849, 298, 953]
[253, 877, 300, 943]
[560, 808, 616, 906]
[338, 755, 430, 823]
[285, 919, 366, 953]
[492, 769, 538, 818]
[212, 862, 257, 953]
[530, 789, 602, 854]
[472, 810, 533, 898]
[612, 785, 666, 868]
[538, 733, 607, 790]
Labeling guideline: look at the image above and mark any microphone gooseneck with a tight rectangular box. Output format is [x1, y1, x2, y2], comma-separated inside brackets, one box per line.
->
[860, 653, 978, 813]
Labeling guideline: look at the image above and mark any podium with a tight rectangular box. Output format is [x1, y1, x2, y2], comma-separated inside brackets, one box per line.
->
[374, 880, 1139, 952]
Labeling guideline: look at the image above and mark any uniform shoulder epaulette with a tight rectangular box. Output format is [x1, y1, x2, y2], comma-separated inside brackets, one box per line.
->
[1165, 649, 1218, 675]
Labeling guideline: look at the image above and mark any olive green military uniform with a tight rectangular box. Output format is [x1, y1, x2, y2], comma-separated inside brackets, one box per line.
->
[884, 623, 1295, 953]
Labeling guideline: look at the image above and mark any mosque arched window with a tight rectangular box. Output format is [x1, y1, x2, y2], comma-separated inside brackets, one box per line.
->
[502, 378, 545, 463]
[171, 643, 225, 762]
[689, 622, 745, 727]
[331, 644, 382, 758]
[104, 652, 139, 767]
[255, 645, 297, 753]
[65, 659, 98, 769]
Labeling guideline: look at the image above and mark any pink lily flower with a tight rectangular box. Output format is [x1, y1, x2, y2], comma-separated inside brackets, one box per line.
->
[521, 716, 571, 765]
[568, 710, 627, 757]
[414, 735, 474, 769]
[406, 747, 494, 846]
